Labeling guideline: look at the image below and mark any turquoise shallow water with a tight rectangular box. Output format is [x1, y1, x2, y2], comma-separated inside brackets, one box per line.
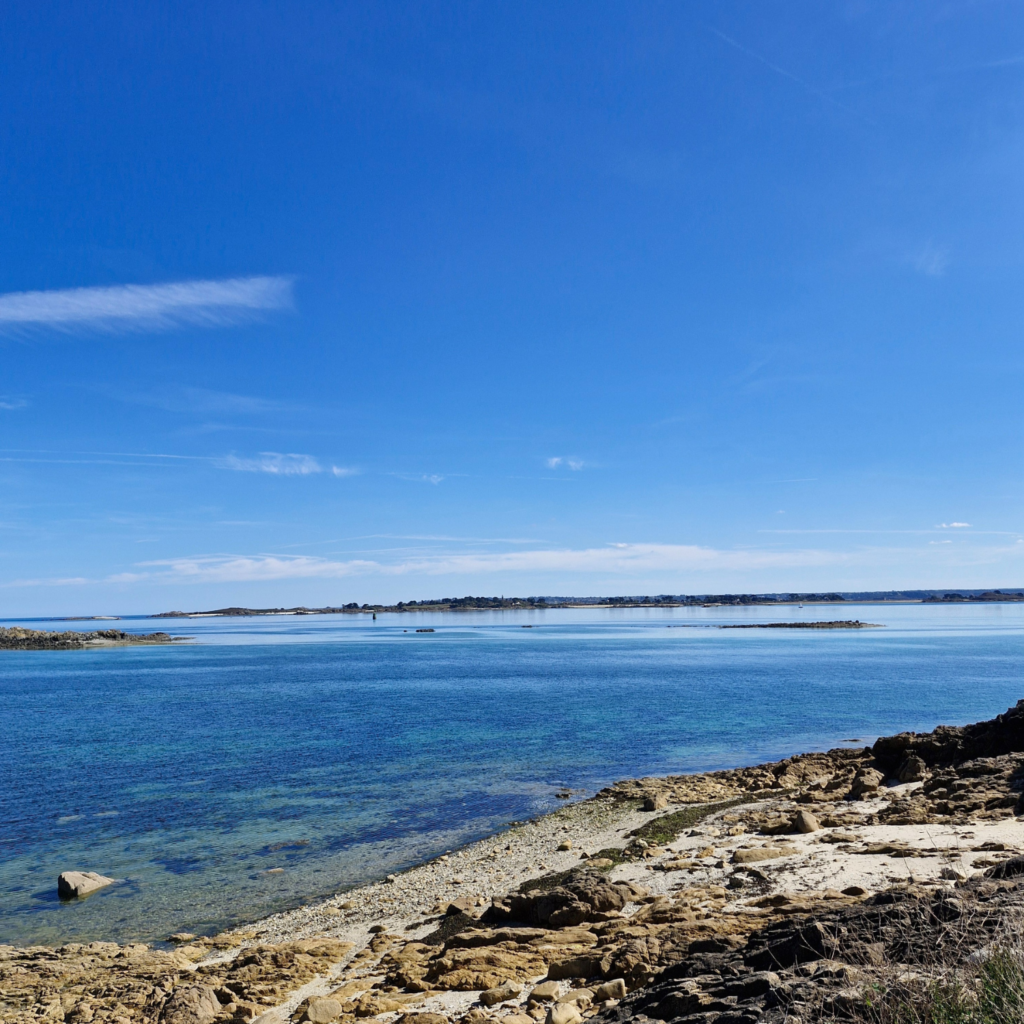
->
[1, 603, 1022, 946]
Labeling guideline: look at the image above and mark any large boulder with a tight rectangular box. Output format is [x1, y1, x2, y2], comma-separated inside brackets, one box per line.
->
[58, 871, 115, 899]
[792, 810, 821, 833]
[302, 996, 345, 1023]
[159, 985, 222, 1024]
[849, 768, 884, 799]
[480, 980, 522, 1006]
[489, 870, 645, 927]
[897, 754, 929, 783]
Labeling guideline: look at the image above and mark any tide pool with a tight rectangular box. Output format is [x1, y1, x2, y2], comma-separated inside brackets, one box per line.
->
[1, 602, 1022, 945]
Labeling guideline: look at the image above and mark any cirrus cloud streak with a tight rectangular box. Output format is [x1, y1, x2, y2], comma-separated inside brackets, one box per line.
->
[137, 543, 841, 585]
[219, 452, 323, 475]
[0, 275, 293, 333]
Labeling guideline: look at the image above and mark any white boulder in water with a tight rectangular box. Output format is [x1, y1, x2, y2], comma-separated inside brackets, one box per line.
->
[58, 871, 115, 899]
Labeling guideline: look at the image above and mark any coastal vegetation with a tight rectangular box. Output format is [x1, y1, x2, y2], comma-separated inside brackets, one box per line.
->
[150, 590, 1024, 619]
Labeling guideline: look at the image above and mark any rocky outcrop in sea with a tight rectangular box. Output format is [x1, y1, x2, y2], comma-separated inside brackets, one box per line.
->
[0, 627, 187, 650]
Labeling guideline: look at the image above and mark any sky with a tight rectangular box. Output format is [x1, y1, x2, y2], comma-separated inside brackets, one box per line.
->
[2, 1, 1024, 615]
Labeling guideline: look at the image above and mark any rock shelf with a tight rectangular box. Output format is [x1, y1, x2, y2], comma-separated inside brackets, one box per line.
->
[3, 702, 1024, 1024]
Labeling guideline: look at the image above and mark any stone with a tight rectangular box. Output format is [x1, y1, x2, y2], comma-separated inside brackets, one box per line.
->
[396, 1015, 448, 1024]
[58, 871, 116, 899]
[480, 980, 522, 1006]
[303, 996, 345, 1023]
[732, 847, 787, 864]
[528, 982, 561, 1003]
[793, 810, 821, 833]
[501, 1015, 535, 1024]
[898, 755, 928, 783]
[491, 869, 640, 927]
[849, 768, 885, 799]
[447, 897, 476, 916]
[159, 985, 222, 1024]
[593, 979, 627, 1002]
[556, 988, 593, 1010]
[642, 794, 668, 811]
[654, 859, 693, 872]
[547, 957, 600, 982]
[545, 1004, 582, 1024]
[557, 840, 573, 851]
[986, 855, 1024, 879]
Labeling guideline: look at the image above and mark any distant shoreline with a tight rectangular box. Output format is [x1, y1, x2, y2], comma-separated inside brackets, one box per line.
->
[149, 588, 1024, 618]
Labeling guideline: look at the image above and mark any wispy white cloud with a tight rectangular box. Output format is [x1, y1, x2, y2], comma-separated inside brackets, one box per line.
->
[3, 576, 91, 588]
[937, 522, 971, 529]
[9, 536, 1024, 590]
[0, 275, 293, 333]
[0, 397, 27, 410]
[220, 452, 322, 475]
[141, 554, 376, 583]
[911, 243, 950, 277]
[125, 387, 299, 416]
[130, 542, 841, 585]
[424, 474, 444, 485]
[546, 457, 584, 470]
[331, 466, 359, 478]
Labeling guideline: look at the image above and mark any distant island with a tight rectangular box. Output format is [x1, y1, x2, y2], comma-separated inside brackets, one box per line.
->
[0, 627, 189, 651]
[720, 620, 882, 629]
[152, 588, 1024, 618]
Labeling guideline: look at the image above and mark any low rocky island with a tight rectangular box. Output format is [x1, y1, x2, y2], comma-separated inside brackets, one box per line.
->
[719, 621, 882, 630]
[0, 627, 189, 650]
[4, 702, 1024, 1024]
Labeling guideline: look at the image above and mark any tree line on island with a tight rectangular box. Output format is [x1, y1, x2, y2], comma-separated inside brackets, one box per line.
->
[152, 588, 1024, 618]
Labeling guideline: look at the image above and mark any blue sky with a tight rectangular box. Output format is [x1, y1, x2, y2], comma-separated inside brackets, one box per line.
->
[2, 1, 1024, 615]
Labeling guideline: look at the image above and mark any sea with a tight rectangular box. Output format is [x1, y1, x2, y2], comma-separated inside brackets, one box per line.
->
[1, 602, 1022, 946]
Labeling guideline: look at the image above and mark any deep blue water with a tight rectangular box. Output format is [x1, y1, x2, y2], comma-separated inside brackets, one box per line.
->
[1, 603, 1022, 945]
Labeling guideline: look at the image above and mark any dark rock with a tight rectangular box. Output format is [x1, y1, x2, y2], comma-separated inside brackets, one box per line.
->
[985, 855, 1024, 879]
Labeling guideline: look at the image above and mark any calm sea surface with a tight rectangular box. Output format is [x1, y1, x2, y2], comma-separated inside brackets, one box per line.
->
[1, 603, 1022, 946]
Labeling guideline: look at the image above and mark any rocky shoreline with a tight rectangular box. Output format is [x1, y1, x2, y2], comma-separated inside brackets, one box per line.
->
[4, 702, 1024, 1024]
[0, 627, 189, 650]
